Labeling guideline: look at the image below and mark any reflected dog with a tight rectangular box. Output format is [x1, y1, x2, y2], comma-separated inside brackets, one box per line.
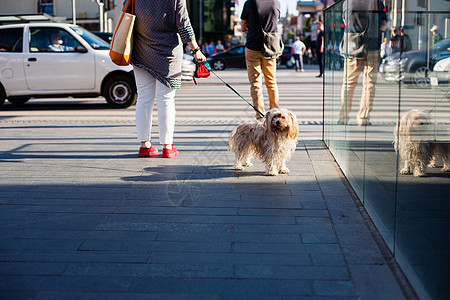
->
[394, 109, 450, 177]
[229, 108, 299, 176]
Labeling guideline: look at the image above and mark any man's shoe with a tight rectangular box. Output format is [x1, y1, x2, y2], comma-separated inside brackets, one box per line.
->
[162, 145, 179, 158]
[138, 145, 158, 157]
[316, 74, 323, 78]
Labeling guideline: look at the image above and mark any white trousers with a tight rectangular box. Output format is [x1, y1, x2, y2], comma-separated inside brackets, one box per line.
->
[134, 66, 176, 144]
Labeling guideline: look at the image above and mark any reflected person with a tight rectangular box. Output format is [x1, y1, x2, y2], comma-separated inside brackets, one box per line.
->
[338, 0, 386, 126]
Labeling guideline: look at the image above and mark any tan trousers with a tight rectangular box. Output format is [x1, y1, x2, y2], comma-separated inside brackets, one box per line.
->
[339, 50, 380, 125]
[245, 48, 279, 119]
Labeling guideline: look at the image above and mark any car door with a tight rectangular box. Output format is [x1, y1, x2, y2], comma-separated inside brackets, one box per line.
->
[226, 46, 246, 68]
[0, 27, 27, 92]
[24, 26, 95, 91]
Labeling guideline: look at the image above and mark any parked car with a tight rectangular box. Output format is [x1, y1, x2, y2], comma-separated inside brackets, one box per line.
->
[207, 44, 292, 70]
[278, 45, 294, 68]
[0, 23, 136, 107]
[379, 38, 450, 88]
[208, 45, 246, 70]
[430, 56, 450, 92]
[91, 31, 113, 43]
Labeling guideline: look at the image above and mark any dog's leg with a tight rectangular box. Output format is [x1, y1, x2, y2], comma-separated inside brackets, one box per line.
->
[279, 160, 290, 174]
[233, 152, 245, 171]
[400, 161, 412, 175]
[413, 160, 427, 177]
[428, 154, 438, 168]
[265, 162, 279, 176]
[242, 154, 253, 167]
[441, 151, 450, 172]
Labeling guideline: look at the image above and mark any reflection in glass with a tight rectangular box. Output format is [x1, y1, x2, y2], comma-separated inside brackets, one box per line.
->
[324, 0, 450, 299]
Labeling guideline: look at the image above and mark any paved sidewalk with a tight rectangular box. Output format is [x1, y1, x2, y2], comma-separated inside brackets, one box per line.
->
[0, 69, 409, 299]
[0, 120, 407, 299]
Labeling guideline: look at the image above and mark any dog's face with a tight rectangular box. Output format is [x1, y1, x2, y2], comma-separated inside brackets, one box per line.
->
[397, 109, 432, 138]
[265, 108, 299, 139]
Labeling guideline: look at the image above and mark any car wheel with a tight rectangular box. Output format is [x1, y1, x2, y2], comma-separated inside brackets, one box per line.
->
[412, 66, 431, 88]
[103, 75, 137, 108]
[0, 85, 5, 107]
[212, 59, 225, 70]
[8, 97, 30, 105]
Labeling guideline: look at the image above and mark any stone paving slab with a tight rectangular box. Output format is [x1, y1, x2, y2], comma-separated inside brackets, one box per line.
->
[0, 118, 409, 299]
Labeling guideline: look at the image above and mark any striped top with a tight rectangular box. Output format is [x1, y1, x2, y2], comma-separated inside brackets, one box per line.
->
[130, 0, 196, 89]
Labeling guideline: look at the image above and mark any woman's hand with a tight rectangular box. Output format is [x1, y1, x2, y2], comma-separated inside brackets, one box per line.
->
[194, 51, 206, 62]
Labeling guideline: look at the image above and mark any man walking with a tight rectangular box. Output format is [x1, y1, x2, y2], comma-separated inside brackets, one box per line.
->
[241, 0, 281, 120]
[292, 36, 306, 72]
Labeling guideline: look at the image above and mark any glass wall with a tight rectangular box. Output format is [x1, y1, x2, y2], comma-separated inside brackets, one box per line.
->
[324, 1, 450, 299]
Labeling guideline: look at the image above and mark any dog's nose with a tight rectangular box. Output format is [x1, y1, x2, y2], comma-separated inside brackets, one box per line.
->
[276, 120, 280, 126]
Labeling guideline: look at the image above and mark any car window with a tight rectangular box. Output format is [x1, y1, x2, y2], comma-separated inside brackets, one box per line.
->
[230, 47, 244, 55]
[70, 26, 110, 50]
[29, 27, 81, 52]
[0, 27, 23, 52]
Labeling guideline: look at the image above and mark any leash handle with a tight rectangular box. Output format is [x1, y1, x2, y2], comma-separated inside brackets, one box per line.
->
[210, 69, 265, 118]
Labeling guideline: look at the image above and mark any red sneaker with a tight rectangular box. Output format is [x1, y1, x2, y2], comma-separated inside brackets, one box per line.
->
[162, 145, 178, 158]
[138, 145, 158, 157]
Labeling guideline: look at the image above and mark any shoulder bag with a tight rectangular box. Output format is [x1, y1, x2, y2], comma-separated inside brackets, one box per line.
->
[109, 0, 135, 66]
[253, 0, 284, 59]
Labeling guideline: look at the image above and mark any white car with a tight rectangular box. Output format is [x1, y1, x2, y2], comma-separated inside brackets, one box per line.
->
[0, 23, 136, 108]
[430, 56, 450, 92]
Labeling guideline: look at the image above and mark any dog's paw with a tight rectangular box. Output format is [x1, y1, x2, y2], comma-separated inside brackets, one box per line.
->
[266, 170, 278, 176]
[400, 168, 412, 175]
[234, 165, 245, 171]
[243, 162, 253, 167]
[279, 167, 290, 174]
[413, 171, 426, 177]
[441, 166, 450, 172]
[428, 162, 438, 168]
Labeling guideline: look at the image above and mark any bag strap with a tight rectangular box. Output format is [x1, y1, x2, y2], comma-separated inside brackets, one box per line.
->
[122, 0, 135, 14]
[252, 0, 263, 31]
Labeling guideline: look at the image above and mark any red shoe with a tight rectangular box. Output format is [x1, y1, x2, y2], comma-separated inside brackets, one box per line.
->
[162, 145, 178, 158]
[138, 145, 158, 157]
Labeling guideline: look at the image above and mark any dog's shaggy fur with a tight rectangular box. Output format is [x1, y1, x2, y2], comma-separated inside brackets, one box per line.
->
[229, 108, 299, 176]
[394, 109, 450, 177]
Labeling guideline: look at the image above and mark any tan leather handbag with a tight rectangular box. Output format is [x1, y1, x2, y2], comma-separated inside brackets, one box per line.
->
[109, 0, 135, 66]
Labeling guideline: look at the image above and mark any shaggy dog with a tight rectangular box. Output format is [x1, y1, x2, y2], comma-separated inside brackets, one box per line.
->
[394, 109, 450, 177]
[229, 108, 299, 176]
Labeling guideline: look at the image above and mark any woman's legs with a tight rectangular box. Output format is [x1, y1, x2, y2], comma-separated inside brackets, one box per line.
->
[134, 66, 177, 154]
[154, 79, 176, 147]
[134, 66, 156, 146]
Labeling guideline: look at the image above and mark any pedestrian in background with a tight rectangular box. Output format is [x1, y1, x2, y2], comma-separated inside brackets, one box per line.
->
[430, 25, 443, 46]
[241, 0, 281, 120]
[316, 21, 324, 77]
[380, 37, 390, 59]
[202, 42, 209, 58]
[131, 0, 206, 158]
[291, 36, 306, 72]
[216, 40, 225, 53]
[389, 27, 401, 54]
[400, 27, 412, 52]
[207, 41, 216, 56]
